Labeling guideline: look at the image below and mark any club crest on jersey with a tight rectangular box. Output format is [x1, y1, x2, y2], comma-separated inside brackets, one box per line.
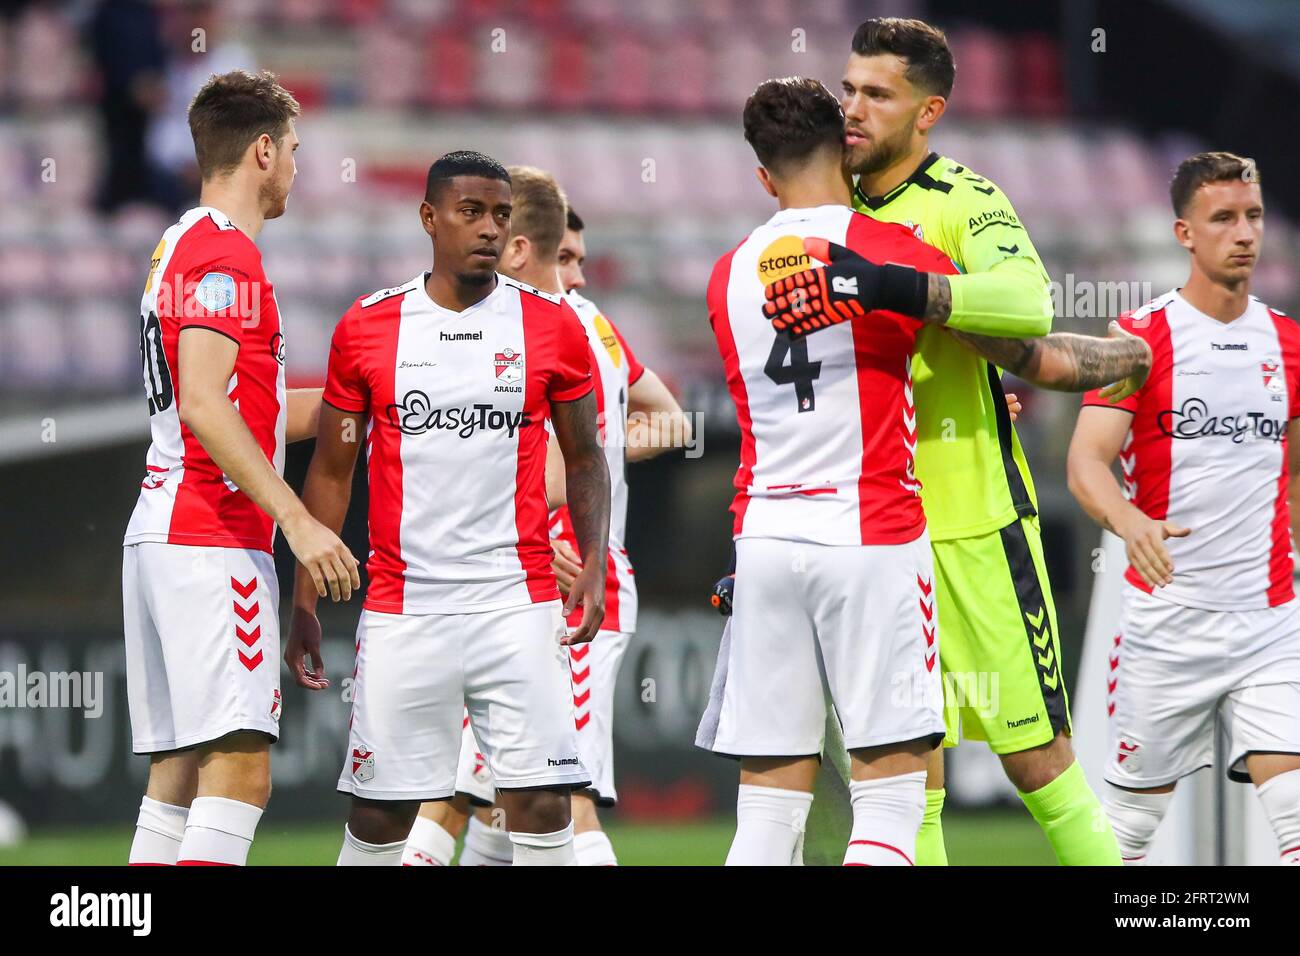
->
[351, 748, 374, 783]
[1261, 359, 1284, 394]
[904, 220, 924, 241]
[270, 688, 282, 722]
[494, 347, 524, 392]
[195, 271, 237, 312]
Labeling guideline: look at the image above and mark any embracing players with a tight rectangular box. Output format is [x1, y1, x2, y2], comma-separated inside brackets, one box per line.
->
[761, 18, 1155, 865]
[123, 71, 359, 866]
[1069, 153, 1300, 865]
[285, 151, 611, 866]
[699, 76, 954, 866]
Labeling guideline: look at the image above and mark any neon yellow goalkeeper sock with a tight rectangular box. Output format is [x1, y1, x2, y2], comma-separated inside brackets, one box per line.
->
[1018, 761, 1122, 866]
[914, 788, 948, 866]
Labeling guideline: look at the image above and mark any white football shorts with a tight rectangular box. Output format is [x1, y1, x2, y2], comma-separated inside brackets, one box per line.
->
[122, 542, 282, 754]
[1107, 586, 1300, 787]
[338, 600, 590, 801]
[701, 533, 945, 757]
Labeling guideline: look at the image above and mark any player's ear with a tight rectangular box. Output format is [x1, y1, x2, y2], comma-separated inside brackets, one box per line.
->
[419, 200, 436, 239]
[1173, 216, 1193, 252]
[503, 235, 530, 272]
[916, 95, 946, 133]
[253, 132, 274, 172]
[755, 166, 778, 199]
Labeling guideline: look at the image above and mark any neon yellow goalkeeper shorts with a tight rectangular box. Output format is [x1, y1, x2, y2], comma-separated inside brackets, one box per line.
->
[932, 514, 1071, 754]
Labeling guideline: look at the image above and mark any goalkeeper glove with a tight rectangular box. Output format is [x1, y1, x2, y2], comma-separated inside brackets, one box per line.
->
[762, 238, 928, 338]
[710, 574, 735, 617]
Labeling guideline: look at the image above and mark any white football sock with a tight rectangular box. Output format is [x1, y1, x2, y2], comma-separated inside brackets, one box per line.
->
[176, 796, 262, 866]
[725, 784, 813, 866]
[1104, 784, 1172, 865]
[459, 815, 514, 866]
[1255, 769, 1300, 865]
[511, 823, 577, 866]
[336, 824, 405, 866]
[129, 796, 188, 865]
[574, 829, 618, 866]
[401, 815, 457, 866]
[844, 771, 926, 866]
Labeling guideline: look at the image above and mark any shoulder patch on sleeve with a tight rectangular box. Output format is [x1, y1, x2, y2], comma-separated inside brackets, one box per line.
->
[194, 271, 238, 311]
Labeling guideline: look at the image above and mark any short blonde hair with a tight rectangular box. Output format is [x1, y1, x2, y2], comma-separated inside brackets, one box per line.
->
[506, 165, 568, 262]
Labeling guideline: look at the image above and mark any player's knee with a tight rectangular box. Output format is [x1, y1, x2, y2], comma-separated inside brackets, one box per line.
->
[348, 797, 419, 845]
[1104, 784, 1172, 864]
[1001, 733, 1075, 793]
[500, 787, 572, 834]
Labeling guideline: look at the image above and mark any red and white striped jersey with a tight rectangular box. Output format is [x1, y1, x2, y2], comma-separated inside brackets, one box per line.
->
[550, 292, 645, 634]
[1083, 290, 1300, 609]
[708, 204, 957, 546]
[124, 206, 287, 554]
[323, 273, 594, 614]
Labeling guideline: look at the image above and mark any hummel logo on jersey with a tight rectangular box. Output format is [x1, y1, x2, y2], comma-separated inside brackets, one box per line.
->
[1211, 342, 1247, 350]
[547, 756, 580, 767]
[440, 330, 482, 341]
[387, 390, 530, 438]
[831, 275, 859, 295]
[1158, 397, 1285, 443]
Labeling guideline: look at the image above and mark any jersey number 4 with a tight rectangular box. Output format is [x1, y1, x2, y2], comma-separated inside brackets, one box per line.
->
[139, 311, 174, 415]
[765, 335, 821, 413]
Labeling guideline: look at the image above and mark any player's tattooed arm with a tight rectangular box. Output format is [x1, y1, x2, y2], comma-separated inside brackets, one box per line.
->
[550, 390, 610, 643]
[949, 322, 1151, 399]
[922, 273, 953, 325]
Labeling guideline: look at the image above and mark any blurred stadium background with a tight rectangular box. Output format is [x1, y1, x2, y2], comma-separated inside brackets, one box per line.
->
[2, 0, 1299, 865]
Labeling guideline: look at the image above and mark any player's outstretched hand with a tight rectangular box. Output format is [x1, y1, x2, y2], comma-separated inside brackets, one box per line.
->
[282, 511, 360, 602]
[551, 539, 583, 599]
[285, 606, 329, 690]
[1115, 511, 1190, 588]
[1005, 392, 1022, 423]
[561, 563, 605, 645]
[1095, 321, 1153, 404]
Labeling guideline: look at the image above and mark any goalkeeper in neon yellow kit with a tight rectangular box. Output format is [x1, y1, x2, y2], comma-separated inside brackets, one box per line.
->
[764, 18, 1151, 865]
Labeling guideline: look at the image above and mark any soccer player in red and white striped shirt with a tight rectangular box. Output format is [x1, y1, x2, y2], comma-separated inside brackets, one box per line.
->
[696, 77, 951, 866]
[285, 151, 610, 866]
[1070, 153, 1300, 865]
[123, 71, 359, 867]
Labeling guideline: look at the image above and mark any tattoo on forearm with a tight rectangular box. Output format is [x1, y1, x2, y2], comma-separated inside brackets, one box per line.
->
[949, 330, 1042, 377]
[922, 274, 952, 325]
[554, 396, 610, 561]
[1047, 333, 1150, 391]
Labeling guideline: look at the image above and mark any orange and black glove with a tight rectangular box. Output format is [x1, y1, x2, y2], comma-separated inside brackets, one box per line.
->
[762, 238, 929, 338]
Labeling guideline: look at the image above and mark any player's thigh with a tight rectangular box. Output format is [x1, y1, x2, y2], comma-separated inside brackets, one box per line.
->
[464, 601, 590, 792]
[339, 610, 464, 801]
[932, 517, 1067, 754]
[126, 543, 280, 756]
[454, 708, 496, 806]
[808, 532, 944, 752]
[572, 630, 630, 804]
[1105, 594, 1220, 788]
[711, 537, 825, 757]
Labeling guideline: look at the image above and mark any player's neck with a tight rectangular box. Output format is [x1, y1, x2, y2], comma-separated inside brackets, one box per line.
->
[505, 263, 564, 296]
[776, 164, 852, 211]
[198, 180, 266, 241]
[425, 268, 497, 312]
[1180, 267, 1251, 323]
[856, 140, 931, 199]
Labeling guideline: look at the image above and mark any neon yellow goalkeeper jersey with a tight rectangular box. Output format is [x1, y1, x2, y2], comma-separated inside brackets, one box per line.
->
[853, 152, 1053, 541]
